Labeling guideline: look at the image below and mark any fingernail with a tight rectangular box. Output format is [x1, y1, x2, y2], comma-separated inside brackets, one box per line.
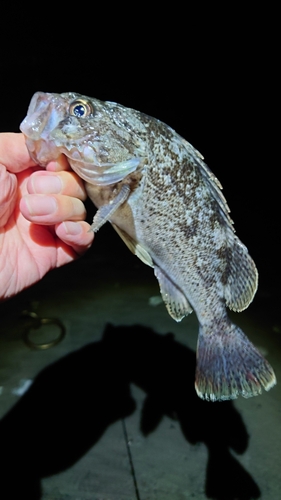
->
[24, 195, 58, 215]
[31, 174, 62, 194]
[62, 221, 82, 235]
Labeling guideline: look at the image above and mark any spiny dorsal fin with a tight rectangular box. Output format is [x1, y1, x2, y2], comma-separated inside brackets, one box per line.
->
[182, 141, 258, 311]
[182, 139, 234, 230]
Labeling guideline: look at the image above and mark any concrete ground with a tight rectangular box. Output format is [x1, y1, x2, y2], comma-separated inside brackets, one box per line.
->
[0, 230, 280, 500]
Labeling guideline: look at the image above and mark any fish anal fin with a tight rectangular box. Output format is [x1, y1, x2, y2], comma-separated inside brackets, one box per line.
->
[112, 224, 154, 267]
[224, 233, 258, 312]
[154, 266, 193, 321]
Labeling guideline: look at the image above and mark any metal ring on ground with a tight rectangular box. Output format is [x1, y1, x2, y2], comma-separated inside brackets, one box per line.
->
[23, 318, 66, 350]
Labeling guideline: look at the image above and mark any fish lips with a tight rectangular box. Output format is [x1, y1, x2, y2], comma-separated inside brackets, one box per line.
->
[20, 92, 67, 164]
[20, 91, 142, 185]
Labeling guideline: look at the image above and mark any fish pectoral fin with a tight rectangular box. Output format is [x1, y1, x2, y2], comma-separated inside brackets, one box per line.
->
[112, 224, 154, 268]
[154, 266, 193, 321]
[90, 184, 131, 232]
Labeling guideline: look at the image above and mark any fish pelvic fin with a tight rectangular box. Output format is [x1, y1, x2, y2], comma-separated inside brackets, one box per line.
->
[195, 322, 276, 402]
[112, 224, 154, 268]
[224, 232, 258, 312]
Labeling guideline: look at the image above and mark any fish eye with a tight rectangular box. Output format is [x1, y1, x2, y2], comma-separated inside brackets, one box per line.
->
[69, 99, 93, 118]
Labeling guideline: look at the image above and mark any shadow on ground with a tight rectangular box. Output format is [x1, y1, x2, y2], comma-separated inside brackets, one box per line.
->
[0, 324, 261, 500]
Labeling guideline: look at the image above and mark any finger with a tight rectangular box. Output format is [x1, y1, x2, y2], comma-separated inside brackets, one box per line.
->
[20, 194, 86, 225]
[27, 170, 87, 200]
[46, 154, 71, 172]
[55, 221, 94, 255]
[0, 133, 37, 172]
[0, 165, 17, 226]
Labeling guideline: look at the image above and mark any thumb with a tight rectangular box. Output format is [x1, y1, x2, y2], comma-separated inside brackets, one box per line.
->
[0, 133, 37, 172]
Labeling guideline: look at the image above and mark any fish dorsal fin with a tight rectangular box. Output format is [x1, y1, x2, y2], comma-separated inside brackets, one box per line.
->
[111, 224, 154, 267]
[182, 141, 258, 311]
[154, 265, 193, 322]
[224, 230, 258, 312]
[183, 139, 234, 229]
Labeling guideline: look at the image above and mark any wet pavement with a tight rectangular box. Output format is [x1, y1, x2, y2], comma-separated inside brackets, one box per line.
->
[0, 233, 280, 500]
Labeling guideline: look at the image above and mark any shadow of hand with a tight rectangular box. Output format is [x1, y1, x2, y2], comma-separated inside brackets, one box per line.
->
[0, 336, 135, 499]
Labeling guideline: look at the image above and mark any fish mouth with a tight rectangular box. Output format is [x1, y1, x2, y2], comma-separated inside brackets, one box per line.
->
[20, 92, 66, 165]
[20, 91, 141, 186]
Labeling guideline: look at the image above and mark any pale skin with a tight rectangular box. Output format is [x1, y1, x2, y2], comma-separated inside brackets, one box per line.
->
[0, 133, 94, 300]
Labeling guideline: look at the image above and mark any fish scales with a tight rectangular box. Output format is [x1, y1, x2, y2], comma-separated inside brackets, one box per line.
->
[20, 91, 276, 401]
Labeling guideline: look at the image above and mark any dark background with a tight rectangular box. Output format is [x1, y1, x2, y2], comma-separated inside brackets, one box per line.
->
[1, 6, 279, 295]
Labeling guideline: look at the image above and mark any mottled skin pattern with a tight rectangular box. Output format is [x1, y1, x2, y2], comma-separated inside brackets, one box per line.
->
[20, 92, 276, 401]
[88, 114, 255, 323]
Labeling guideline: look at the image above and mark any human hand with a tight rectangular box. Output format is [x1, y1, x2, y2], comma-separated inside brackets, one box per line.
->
[0, 133, 94, 300]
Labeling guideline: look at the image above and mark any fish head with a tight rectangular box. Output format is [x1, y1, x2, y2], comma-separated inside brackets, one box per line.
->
[20, 91, 147, 185]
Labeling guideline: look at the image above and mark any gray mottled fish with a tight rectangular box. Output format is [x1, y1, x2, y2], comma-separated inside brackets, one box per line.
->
[20, 91, 276, 401]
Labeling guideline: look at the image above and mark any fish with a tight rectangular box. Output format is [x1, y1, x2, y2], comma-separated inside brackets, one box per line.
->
[20, 91, 276, 401]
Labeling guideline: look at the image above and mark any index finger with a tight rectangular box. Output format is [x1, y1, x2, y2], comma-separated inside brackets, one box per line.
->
[0, 132, 37, 172]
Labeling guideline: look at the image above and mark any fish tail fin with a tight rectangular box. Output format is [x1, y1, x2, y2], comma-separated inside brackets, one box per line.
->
[195, 322, 276, 401]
